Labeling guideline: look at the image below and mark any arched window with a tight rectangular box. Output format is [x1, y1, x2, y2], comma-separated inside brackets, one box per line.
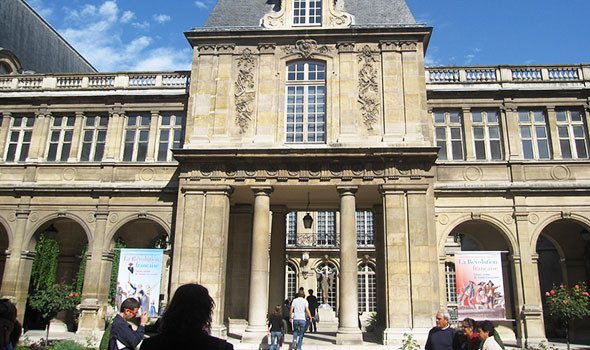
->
[358, 263, 376, 313]
[293, 0, 322, 25]
[316, 262, 337, 309]
[285, 61, 326, 143]
[0, 62, 11, 74]
[445, 262, 457, 304]
[286, 262, 297, 300]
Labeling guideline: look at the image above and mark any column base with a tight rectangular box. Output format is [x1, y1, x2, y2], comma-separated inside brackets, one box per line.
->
[241, 325, 268, 344]
[336, 327, 363, 345]
[76, 300, 105, 338]
[383, 327, 430, 347]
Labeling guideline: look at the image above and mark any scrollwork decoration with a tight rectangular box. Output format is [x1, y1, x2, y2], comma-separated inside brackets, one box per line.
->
[357, 45, 380, 130]
[283, 39, 330, 59]
[234, 49, 256, 133]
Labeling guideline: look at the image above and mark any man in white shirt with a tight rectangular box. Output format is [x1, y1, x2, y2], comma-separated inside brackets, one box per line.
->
[290, 290, 312, 350]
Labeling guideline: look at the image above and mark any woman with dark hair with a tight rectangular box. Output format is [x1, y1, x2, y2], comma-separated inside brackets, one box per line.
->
[453, 318, 480, 350]
[140, 283, 233, 350]
[0, 299, 20, 350]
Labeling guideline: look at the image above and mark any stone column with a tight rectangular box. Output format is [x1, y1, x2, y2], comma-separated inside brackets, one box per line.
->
[68, 112, 84, 162]
[170, 184, 232, 337]
[145, 111, 159, 161]
[104, 107, 124, 162]
[77, 201, 111, 336]
[502, 105, 522, 160]
[268, 205, 287, 313]
[545, 106, 561, 160]
[462, 107, 475, 160]
[26, 111, 51, 161]
[242, 186, 273, 343]
[0, 113, 12, 159]
[336, 186, 362, 345]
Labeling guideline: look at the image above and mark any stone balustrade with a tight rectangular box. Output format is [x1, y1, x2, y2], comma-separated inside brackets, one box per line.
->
[426, 64, 588, 84]
[0, 72, 190, 91]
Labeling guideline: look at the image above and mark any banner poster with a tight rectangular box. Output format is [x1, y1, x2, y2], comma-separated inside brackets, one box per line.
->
[116, 248, 164, 317]
[455, 251, 506, 320]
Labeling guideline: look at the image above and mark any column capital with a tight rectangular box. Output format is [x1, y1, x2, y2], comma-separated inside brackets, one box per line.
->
[181, 184, 234, 196]
[337, 185, 358, 196]
[1, 112, 12, 119]
[380, 184, 428, 194]
[251, 186, 273, 196]
[545, 106, 556, 112]
[461, 106, 471, 113]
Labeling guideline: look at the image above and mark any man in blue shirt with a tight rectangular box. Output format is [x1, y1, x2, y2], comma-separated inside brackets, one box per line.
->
[109, 298, 148, 350]
[425, 310, 456, 350]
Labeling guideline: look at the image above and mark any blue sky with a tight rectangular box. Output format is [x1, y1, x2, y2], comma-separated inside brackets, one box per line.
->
[27, 0, 590, 72]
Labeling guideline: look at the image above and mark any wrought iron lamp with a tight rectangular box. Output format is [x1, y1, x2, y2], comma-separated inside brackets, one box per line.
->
[302, 192, 313, 229]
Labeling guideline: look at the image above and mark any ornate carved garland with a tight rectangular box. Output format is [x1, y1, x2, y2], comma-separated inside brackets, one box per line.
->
[357, 45, 380, 130]
[283, 39, 330, 59]
[234, 49, 256, 133]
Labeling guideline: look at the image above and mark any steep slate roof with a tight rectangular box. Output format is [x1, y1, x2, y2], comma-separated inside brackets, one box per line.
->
[0, 0, 95, 73]
[204, 0, 417, 29]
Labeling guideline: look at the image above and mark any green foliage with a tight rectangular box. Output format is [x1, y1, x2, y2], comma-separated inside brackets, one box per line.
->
[544, 282, 590, 326]
[400, 333, 420, 350]
[50, 340, 87, 350]
[99, 321, 112, 350]
[30, 234, 59, 291]
[75, 245, 88, 295]
[108, 240, 126, 305]
[365, 312, 378, 332]
[28, 284, 80, 321]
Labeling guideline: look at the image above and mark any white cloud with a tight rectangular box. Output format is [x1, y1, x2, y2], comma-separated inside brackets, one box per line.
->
[194, 1, 208, 9]
[58, 1, 191, 71]
[121, 11, 135, 23]
[464, 47, 482, 65]
[27, 0, 54, 19]
[132, 21, 150, 30]
[153, 14, 171, 24]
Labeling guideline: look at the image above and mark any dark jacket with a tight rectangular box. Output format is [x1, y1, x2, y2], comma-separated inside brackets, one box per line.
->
[140, 332, 233, 350]
[109, 314, 145, 350]
[425, 326, 456, 350]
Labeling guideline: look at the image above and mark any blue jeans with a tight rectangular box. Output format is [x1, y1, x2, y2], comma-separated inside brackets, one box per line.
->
[270, 331, 282, 350]
[292, 319, 307, 350]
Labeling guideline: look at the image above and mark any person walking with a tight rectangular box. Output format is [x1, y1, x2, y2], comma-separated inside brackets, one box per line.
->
[453, 318, 480, 350]
[477, 321, 502, 350]
[290, 290, 312, 350]
[425, 310, 456, 350]
[306, 289, 318, 333]
[140, 283, 233, 350]
[268, 305, 284, 350]
[109, 298, 148, 350]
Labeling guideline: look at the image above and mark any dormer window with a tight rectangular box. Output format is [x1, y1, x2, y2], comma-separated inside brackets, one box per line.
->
[293, 0, 322, 25]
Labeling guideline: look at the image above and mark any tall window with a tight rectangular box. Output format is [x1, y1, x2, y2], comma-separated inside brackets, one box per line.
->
[47, 116, 75, 161]
[445, 262, 457, 304]
[434, 110, 464, 160]
[472, 109, 503, 160]
[286, 61, 326, 143]
[316, 211, 336, 246]
[286, 211, 297, 246]
[556, 109, 588, 159]
[358, 263, 376, 313]
[293, 0, 322, 25]
[519, 109, 550, 159]
[156, 112, 184, 162]
[356, 210, 374, 246]
[123, 113, 151, 161]
[286, 263, 297, 300]
[80, 115, 108, 162]
[5, 115, 34, 162]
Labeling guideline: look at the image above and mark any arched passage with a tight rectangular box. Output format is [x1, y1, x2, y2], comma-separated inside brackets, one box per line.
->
[536, 219, 590, 344]
[0, 221, 10, 290]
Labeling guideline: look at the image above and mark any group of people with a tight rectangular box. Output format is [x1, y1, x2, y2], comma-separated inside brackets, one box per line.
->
[458, 281, 503, 310]
[269, 287, 319, 350]
[425, 310, 504, 350]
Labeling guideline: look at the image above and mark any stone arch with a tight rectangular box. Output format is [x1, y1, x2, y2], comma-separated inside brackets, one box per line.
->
[105, 213, 171, 250]
[0, 216, 13, 291]
[24, 212, 92, 251]
[0, 215, 14, 247]
[0, 48, 21, 74]
[530, 213, 590, 249]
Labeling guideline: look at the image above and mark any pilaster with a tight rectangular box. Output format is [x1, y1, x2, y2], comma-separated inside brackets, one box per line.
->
[545, 106, 561, 160]
[336, 42, 358, 142]
[68, 111, 84, 162]
[462, 107, 475, 160]
[380, 42, 404, 142]
[502, 105, 521, 160]
[254, 44, 277, 144]
[188, 45, 218, 144]
[104, 107, 124, 162]
[211, 44, 234, 141]
[145, 111, 159, 162]
[401, 43, 428, 145]
[26, 110, 51, 161]
[0, 112, 12, 160]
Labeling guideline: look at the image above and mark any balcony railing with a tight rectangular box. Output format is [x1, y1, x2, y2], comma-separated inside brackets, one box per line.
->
[286, 232, 375, 248]
[0, 72, 190, 91]
[426, 64, 588, 84]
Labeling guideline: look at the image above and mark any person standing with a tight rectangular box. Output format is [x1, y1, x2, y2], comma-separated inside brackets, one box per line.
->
[425, 310, 456, 350]
[453, 318, 480, 350]
[109, 298, 148, 350]
[306, 289, 318, 333]
[290, 290, 312, 350]
[477, 321, 502, 350]
[268, 305, 284, 350]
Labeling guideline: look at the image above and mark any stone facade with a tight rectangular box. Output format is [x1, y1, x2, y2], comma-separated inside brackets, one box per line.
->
[0, 0, 589, 347]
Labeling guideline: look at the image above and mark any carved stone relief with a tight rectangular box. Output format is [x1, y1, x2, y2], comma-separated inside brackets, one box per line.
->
[283, 39, 330, 59]
[261, 0, 352, 29]
[357, 45, 380, 130]
[234, 49, 256, 133]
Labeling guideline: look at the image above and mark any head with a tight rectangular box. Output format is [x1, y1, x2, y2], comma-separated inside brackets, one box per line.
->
[119, 298, 141, 321]
[308, 289, 314, 296]
[0, 299, 16, 346]
[435, 310, 450, 329]
[477, 321, 494, 340]
[274, 305, 282, 316]
[298, 290, 305, 298]
[461, 318, 476, 336]
[160, 283, 214, 336]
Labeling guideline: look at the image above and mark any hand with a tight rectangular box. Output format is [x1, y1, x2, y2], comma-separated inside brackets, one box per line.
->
[139, 312, 149, 326]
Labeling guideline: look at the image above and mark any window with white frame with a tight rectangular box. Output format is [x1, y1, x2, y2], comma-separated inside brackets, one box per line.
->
[445, 262, 457, 304]
[358, 263, 376, 313]
[5, 115, 34, 162]
[286, 61, 326, 143]
[472, 109, 503, 160]
[434, 110, 464, 161]
[519, 109, 550, 160]
[47, 116, 75, 161]
[156, 112, 184, 162]
[123, 113, 151, 161]
[80, 115, 108, 162]
[293, 0, 322, 25]
[316, 211, 336, 246]
[356, 210, 374, 246]
[556, 109, 588, 159]
[286, 263, 297, 299]
[286, 211, 297, 246]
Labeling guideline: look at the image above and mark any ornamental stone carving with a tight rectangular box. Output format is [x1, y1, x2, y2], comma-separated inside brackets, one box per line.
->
[357, 45, 380, 130]
[234, 49, 256, 133]
[283, 39, 330, 59]
[261, 0, 353, 29]
[328, 0, 353, 27]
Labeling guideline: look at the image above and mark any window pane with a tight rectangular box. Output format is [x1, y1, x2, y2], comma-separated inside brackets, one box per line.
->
[575, 140, 588, 158]
[538, 140, 550, 159]
[19, 144, 30, 162]
[522, 140, 533, 159]
[533, 111, 545, 123]
[81, 143, 91, 161]
[449, 111, 461, 123]
[571, 111, 582, 122]
[471, 111, 482, 123]
[490, 141, 502, 160]
[560, 140, 572, 159]
[94, 144, 105, 161]
[6, 145, 16, 162]
[434, 112, 445, 124]
[487, 110, 499, 123]
[556, 111, 567, 122]
[473, 127, 484, 139]
[47, 144, 58, 161]
[518, 111, 530, 123]
[451, 141, 463, 160]
[475, 141, 485, 160]
[437, 141, 448, 160]
[489, 127, 500, 139]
